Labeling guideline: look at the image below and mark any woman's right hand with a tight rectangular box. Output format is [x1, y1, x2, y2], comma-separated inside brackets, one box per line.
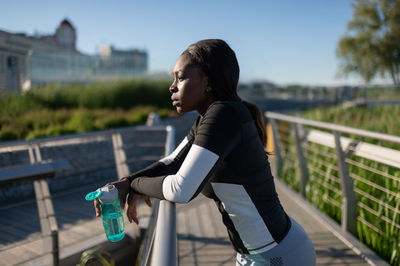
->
[93, 178, 131, 217]
[126, 192, 152, 224]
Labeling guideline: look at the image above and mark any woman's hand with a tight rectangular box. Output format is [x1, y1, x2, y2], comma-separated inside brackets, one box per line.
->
[126, 192, 152, 224]
[93, 178, 131, 218]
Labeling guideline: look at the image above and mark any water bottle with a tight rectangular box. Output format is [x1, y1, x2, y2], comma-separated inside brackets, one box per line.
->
[85, 184, 125, 242]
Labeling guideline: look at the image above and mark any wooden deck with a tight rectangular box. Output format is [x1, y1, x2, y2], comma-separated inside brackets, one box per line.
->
[0, 178, 383, 266]
[176, 179, 371, 266]
[0, 181, 144, 266]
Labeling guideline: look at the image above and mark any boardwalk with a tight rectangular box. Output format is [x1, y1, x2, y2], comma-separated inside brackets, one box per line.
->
[0, 172, 386, 266]
[176, 178, 371, 266]
[0, 180, 145, 266]
[0, 176, 377, 266]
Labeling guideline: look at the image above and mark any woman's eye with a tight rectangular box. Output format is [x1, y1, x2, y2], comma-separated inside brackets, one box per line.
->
[178, 77, 185, 81]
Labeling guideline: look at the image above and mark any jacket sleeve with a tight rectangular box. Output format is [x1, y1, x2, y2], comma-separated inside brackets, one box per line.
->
[130, 103, 241, 203]
[125, 136, 191, 183]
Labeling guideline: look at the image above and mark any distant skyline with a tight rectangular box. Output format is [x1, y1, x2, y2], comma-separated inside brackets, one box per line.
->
[1, 1, 388, 86]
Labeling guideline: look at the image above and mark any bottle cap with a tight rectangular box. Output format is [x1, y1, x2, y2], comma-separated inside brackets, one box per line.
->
[85, 188, 102, 201]
[99, 184, 119, 203]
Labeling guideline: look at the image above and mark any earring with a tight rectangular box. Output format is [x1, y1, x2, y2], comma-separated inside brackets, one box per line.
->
[206, 87, 212, 93]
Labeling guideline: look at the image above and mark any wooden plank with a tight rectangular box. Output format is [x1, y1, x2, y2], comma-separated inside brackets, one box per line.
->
[177, 209, 188, 236]
[205, 200, 227, 239]
[198, 203, 217, 238]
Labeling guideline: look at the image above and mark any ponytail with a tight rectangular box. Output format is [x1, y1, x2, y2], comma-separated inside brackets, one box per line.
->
[242, 101, 267, 147]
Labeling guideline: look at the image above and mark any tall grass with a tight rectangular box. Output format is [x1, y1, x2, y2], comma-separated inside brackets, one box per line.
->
[0, 78, 174, 141]
[301, 105, 400, 137]
[276, 104, 400, 265]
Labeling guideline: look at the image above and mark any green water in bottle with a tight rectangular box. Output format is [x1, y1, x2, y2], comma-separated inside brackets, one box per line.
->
[85, 184, 125, 242]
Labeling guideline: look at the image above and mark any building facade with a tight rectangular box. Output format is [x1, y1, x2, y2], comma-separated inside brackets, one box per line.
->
[0, 19, 148, 92]
[98, 45, 148, 76]
[0, 30, 31, 91]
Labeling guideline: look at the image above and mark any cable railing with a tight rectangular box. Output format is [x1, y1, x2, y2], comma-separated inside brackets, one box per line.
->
[266, 111, 400, 265]
[0, 124, 174, 265]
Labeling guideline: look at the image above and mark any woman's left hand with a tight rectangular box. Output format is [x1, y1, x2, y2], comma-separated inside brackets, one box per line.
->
[94, 178, 130, 218]
[126, 192, 152, 224]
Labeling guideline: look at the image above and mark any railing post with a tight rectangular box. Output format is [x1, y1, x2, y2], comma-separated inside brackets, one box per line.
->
[292, 122, 309, 197]
[333, 131, 358, 235]
[165, 126, 175, 156]
[29, 145, 60, 266]
[269, 119, 283, 178]
[112, 132, 130, 180]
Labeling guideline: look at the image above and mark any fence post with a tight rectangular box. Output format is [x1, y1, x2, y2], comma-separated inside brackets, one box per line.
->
[292, 122, 309, 197]
[269, 119, 283, 178]
[29, 145, 60, 266]
[333, 131, 358, 235]
[112, 132, 130, 180]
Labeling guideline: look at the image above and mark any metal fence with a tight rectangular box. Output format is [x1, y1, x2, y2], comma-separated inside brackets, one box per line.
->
[0, 125, 173, 265]
[137, 125, 178, 266]
[266, 111, 400, 265]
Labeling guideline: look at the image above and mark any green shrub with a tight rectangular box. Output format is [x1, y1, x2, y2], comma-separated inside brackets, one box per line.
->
[29, 78, 173, 110]
[0, 78, 175, 141]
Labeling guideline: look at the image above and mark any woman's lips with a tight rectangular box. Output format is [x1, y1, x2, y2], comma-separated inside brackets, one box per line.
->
[172, 99, 180, 107]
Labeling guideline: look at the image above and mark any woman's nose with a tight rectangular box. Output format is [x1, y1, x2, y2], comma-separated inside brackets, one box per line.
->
[169, 83, 178, 93]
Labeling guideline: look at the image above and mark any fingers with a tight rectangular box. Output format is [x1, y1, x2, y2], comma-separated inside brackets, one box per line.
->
[144, 196, 152, 207]
[125, 193, 152, 225]
[120, 194, 127, 210]
[94, 199, 100, 217]
[127, 197, 139, 224]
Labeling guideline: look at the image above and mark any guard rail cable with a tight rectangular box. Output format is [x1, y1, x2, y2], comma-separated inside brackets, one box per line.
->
[266, 111, 398, 266]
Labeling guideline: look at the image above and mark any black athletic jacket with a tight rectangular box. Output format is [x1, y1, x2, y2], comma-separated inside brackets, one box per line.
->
[127, 100, 291, 254]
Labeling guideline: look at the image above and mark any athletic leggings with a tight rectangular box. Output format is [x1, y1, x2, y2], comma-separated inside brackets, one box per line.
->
[236, 218, 316, 266]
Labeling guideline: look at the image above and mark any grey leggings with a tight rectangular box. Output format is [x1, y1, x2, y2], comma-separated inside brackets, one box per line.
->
[236, 218, 316, 266]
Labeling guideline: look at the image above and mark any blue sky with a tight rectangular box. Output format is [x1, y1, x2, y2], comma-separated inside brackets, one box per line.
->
[1, 1, 362, 86]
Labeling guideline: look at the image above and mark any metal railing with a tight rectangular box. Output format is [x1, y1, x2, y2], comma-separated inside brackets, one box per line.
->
[138, 125, 177, 266]
[0, 124, 172, 265]
[0, 159, 71, 266]
[266, 111, 400, 265]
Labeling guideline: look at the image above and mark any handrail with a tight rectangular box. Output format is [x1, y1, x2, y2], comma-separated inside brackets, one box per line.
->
[0, 124, 173, 265]
[266, 111, 400, 144]
[0, 125, 167, 150]
[0, 159, 71, 266]
[0, 159, 71, 186]
[139, 125, 177, 266]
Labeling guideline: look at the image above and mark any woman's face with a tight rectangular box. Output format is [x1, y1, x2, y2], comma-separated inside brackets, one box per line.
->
[170, 55, 212, 115]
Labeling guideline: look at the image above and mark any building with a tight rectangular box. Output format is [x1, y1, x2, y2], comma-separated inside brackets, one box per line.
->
[0, 30, 31, 91]
[27, 20, 93, 85]
[0, 19, 148, 92]
[98, 45, 147, 76]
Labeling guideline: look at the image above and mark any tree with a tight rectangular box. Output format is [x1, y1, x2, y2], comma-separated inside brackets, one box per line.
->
[337, 0, 400, 88]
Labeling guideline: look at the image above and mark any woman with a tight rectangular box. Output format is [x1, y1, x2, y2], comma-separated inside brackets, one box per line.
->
[95, 39, 316, 265]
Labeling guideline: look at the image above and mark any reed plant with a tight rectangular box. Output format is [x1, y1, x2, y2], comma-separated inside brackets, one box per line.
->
[275, 104, 400, 265]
